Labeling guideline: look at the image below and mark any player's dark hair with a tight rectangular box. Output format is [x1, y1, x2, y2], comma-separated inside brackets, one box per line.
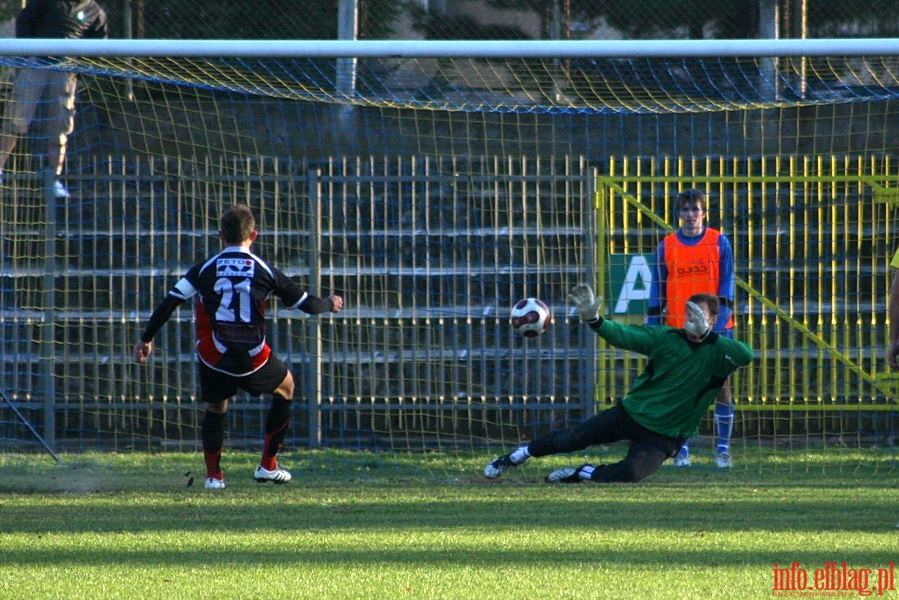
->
[675, 188, 707, 211]
[688, 293, 719, 316]
[220, 204, 255, 244]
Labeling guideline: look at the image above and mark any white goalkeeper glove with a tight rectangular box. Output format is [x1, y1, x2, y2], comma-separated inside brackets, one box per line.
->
[567, 283, 603, 323]
[684, 301, 711, 341]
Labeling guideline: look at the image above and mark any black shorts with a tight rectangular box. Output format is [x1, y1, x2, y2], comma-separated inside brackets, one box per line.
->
[197, 356, 289, 404]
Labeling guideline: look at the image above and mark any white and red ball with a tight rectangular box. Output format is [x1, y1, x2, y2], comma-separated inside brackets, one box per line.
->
[510, 298, 552, 337]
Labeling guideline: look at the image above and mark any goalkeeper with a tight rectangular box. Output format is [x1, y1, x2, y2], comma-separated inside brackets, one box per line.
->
[484, 284, 754, 483]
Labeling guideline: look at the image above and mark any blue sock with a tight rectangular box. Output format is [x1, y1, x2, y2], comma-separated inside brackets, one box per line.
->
[677, 441, 689, 457]
[715, 402, 734, 454]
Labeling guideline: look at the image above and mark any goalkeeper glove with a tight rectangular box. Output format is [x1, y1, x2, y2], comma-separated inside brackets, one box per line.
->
[684, 301, 711, 341]
[567, 283, 603, 323]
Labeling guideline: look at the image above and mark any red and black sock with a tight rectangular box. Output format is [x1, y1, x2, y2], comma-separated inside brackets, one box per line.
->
[260, 394, 291, 470]
[201, 410, 226, 478]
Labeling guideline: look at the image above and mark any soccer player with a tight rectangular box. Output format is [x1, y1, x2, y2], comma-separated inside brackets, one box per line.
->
[483, 283, 753, 484]
[133, 204, 344, 490]
[647, 188, 736, 468]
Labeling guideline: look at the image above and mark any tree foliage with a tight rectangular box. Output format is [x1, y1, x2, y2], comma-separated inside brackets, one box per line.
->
[486, 0, 898, 39]
[138, 0, 402, 40]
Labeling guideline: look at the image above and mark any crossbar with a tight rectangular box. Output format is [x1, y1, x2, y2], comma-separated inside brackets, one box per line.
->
[0, 38, 898, 58]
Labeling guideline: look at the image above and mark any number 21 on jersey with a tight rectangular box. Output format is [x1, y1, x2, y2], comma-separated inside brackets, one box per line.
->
[214, 277, 252, 323]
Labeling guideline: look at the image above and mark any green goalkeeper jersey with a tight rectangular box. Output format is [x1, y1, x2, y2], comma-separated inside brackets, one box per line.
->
[589, 318, 754, 439]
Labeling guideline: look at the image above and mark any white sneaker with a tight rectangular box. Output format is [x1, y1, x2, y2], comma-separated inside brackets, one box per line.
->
[483, 454, 519, 479]
[53, 180, 69, 198]
[716, 452, 733, 468]
[673, 452, 692, 467]
[545, 463, 594, 483]
[254, 464, 292, 484]
[204, 477, 226, 490]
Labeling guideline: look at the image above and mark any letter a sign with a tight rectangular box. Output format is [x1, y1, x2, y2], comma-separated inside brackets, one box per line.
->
[608, 254, 653, 315]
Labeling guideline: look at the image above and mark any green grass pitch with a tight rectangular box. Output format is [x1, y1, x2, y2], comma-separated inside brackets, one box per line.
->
[0, 450, 895, 600]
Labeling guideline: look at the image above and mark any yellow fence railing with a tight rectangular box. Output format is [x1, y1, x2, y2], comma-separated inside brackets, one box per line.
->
[596, 155, 899, 412]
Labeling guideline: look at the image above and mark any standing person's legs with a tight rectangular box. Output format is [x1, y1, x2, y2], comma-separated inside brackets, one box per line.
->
[234, 356, 294, 483]
[714, 385, 734, 467]
[714, 329, 736, 468]
[44, 71, 76, 198]
[201, 399, 228, 487]
[677, 330, 736, 469]
[45, 71, 76, 174]
[0, 67, 46, 173]
[198, 362, 237, 489]
[673, 440, 692, 467]
[259, 367, 294, 473]
[198, 358, 296, 486]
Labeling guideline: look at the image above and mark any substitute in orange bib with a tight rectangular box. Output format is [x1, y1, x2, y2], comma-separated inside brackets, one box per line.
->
[647, 189, 736, 468]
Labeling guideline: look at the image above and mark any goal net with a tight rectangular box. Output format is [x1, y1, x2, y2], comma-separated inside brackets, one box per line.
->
[0, 39, 896, 474]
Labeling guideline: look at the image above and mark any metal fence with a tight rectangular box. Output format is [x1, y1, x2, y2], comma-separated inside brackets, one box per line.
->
[0, 154, 896, 452]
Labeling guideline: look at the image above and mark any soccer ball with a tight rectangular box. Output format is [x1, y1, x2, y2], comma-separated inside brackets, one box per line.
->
[510, 298, 552, 337]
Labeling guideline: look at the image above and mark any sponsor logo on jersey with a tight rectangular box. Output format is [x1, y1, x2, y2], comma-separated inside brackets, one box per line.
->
[216, 258, 255, 278]
[676, 263, 710, 276]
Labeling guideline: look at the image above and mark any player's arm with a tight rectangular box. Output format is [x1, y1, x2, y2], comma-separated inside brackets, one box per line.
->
[710, 333, 755, 368]
[646, 242, 667, 325]
[275, 269, 344, 315]
[133, 295, 185, 363]
[590, 318, 663, 356]
[299, 294, 344, 315]
[715, 234, 735, 331]
[568, 283, 660, 354]
[133, 274, 197, 363]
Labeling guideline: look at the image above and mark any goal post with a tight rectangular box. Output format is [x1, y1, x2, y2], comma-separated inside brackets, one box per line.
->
[3, 37, 899, 57]
[0, 38, 895, 473]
